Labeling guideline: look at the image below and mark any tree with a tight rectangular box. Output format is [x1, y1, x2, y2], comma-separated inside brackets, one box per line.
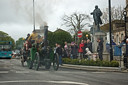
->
[101, 6, 124, 24]
[62, 12, 91, 42]
[0, 31, 15, 49]
[48, 29, 72, 47]
[16, 37, 25, 49]
[82, 32, 91, 40]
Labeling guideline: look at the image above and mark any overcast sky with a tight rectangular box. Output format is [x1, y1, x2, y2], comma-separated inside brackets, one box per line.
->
[0, 0, 126, 41]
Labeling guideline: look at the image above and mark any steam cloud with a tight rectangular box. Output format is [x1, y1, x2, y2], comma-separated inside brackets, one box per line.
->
[0, 0, 61, 27]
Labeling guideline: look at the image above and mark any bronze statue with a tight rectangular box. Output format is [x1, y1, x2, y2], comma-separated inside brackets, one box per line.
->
[91, 5, 102, 31]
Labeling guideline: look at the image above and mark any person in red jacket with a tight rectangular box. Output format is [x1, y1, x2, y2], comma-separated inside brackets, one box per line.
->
[78, 40, 84, 59]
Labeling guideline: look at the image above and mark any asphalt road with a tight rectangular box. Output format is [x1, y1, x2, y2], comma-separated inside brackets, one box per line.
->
[0, 59, 128, 85]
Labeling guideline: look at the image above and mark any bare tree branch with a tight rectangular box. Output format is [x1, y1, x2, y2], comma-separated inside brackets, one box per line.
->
[101, 6, 124, 24]
[62, 12, 91, 36]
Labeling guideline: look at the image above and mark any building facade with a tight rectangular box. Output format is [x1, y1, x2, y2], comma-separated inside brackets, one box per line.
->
[113, 23, 125, 44]
[113, 0, 128, 44]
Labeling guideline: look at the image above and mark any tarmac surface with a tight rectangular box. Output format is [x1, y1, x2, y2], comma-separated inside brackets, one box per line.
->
[0, 59, 128, 85]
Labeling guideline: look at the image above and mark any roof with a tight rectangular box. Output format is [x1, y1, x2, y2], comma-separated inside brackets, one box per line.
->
[100, 20, 125, 32]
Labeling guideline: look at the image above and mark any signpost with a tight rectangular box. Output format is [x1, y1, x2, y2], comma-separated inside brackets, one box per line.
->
[77, 31, 82, 38]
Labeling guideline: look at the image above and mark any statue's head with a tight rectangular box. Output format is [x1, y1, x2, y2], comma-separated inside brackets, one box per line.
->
[95, 5, 98, 9]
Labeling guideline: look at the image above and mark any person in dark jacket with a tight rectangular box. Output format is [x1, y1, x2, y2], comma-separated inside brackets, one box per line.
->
[83, 40, 87, 59]
[97, 38, 103, 61]
[56, 44, 62, 65]
[71, 42, 78, 59]
[87, 39, 92, 52]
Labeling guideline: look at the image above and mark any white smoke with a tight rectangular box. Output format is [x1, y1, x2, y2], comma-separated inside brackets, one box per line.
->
[14, 0, 63, 26]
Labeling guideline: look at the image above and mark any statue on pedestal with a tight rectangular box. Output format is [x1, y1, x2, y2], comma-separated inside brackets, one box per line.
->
[91, 5, 103, 31]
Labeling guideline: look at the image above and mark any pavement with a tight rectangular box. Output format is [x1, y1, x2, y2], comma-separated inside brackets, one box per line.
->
[60, 64, 128, 72]
[11, 57, 128, 72]
[1, 59, 128, 85]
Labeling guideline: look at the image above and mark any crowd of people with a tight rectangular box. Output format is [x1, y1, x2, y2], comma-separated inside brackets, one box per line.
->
[54, 39, 99, 65]
[23, 30, 104, 65]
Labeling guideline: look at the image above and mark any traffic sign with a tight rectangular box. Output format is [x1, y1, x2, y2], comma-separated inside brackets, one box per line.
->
[77, 31, 82, 38]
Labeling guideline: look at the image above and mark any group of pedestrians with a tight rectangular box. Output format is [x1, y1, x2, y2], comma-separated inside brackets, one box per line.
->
[78, 39, 92, 60]
[54, 39, 94, 65]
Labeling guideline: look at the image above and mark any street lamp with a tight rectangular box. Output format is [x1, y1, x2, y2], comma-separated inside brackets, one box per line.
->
[109, 0, 113, 61]
[123, 10, 127, 38]
[123, 9, 128, 68]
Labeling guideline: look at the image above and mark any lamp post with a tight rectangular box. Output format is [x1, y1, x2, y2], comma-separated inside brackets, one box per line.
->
[33, 0, 35, 31]
[123, 9, 128, 68]
[109, 0, 113, 61]
[123, 10, 127, 38]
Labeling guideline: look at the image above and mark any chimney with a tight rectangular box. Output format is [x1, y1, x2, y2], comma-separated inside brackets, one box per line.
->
[43, 26, 48, 49]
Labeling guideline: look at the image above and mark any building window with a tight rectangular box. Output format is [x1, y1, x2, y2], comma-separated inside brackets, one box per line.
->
[116, 35, 119, 44]
[112, 35, 114, 40]
[121, 34, 124, 41]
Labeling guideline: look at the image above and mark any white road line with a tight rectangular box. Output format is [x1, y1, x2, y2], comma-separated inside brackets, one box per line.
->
[92, 72, 106, 74]
[0, 80, 89, 85]
[57, 71, 87, 74]
[0, 71, 9, 73]
[16, 71, 29, 73]
[49, 81, 89, 85]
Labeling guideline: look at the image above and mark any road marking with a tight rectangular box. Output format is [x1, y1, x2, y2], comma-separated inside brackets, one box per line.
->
[0, 71, 9, 73]
[16, 71, 29, 73]
[56, 71, 87, 74]
[92, 72, 106, 74]
[49, 81, 89, 85]
[0, 80, 89, 85]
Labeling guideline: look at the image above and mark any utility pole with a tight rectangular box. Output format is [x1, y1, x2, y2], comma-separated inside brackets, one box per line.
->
[123, 9, 128, 68]
[109, 0, 113, 61]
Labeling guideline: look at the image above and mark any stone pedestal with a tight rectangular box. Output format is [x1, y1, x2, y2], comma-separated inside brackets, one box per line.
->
[92, 31, 111, 61]
[92, 31, 107, 53]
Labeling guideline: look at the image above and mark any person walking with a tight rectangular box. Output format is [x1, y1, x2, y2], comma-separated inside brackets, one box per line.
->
[78, 40, 84, 60]
[71, 42, 78, 59]
[64, 42, 69, 58]
[97, 38, 103, 61]
[87, 39, 92, 53]
[56, 44, 63, 65]
[83, 40, 87, 59]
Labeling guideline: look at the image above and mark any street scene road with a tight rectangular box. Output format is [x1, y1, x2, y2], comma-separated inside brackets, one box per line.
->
[0, 59, 128, 85]
[0, 0, 128, 85]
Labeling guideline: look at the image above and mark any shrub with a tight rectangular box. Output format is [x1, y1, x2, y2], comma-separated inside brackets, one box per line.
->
[62, 58, 119, 67]
[110, 60, 119, 67]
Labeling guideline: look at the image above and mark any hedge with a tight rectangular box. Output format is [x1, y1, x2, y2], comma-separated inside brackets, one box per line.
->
[62, 58, 119, 67]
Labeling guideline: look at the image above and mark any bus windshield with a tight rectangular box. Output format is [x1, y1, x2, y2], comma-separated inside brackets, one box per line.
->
[0, 41, 12, 51]
[0, 45, 11, 51]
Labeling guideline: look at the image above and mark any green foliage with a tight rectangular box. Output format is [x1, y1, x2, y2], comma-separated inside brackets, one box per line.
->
[0, 31, 15, 49]
[16, 37, 25, 49]
[73, 31, 91, 44]
[48, 29, 72, 47]
[82, 32, 91, 40]
[110, 60, 119, 67]
[62, 58, 119, 67]
[48, 32, 54, 47]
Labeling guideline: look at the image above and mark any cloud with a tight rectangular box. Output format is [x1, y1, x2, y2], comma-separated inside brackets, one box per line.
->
[0, 0, 126, 41]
